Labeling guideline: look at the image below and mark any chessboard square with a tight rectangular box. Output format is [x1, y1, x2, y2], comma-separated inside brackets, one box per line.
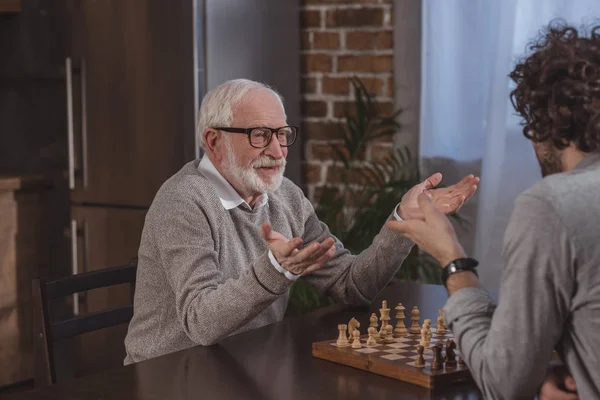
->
[383, 348, 410, 354]
[380, 354, 406, 361]
[394, 337, 413, 343]
[409, 354, 433, 360]
[354, 348, 381, 354]
[386, 343, 411, 349]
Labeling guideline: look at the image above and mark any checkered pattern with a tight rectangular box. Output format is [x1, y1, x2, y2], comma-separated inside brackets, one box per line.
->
[331, 332, 463, 370]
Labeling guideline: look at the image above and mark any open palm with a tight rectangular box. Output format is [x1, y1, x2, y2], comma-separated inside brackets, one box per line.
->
[398, 173, 479, 220]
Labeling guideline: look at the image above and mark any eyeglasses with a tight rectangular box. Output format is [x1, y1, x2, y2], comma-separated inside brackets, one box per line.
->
[214, 126, 299, 149]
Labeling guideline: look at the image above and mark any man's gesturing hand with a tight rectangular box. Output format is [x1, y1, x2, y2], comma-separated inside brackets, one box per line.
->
[260, 223, 336, 276]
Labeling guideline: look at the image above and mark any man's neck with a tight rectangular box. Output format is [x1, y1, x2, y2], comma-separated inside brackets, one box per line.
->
[562, 145, 588, 172]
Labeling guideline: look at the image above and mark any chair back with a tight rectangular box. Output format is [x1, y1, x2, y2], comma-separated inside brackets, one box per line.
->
[32, 263, 137, 387]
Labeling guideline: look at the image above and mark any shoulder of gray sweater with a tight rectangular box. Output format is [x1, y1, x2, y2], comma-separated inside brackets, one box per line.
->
[148, 160, 218, 214]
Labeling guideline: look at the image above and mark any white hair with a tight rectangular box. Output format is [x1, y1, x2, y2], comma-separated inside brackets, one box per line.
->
[197, 79, 286, 150]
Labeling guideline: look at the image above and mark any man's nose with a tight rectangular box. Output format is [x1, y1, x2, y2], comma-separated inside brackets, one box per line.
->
[264, 134, 284, 159]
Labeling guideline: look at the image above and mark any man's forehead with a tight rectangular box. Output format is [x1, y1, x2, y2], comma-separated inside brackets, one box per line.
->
[233, 92, 286, 126]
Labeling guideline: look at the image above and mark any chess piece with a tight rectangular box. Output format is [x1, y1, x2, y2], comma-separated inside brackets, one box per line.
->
[366, 327, 377, 347]
[351, 329, 362, 348]
[436, 309, 446, 335]
[378, 324, 387, 343]
[420, 319, 432, 347]
[414, 345, 425, 367]
[369, 313, 379, 328]
[394, 303, 408, 337]
[379, 300, 391, 330]
[445, 339, 457, 367]
[336, 324, 350, 347]
[431, 343, 443, 370]
[384, 325, 394, 343]
[348, 317, 360, 341]
[410, 306, 421, 334]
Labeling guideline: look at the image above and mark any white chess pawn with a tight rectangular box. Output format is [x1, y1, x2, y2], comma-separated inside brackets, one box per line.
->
[351, 329, 361, 349]
[384, 324, 394, 343]
[366, 327, 377, 347]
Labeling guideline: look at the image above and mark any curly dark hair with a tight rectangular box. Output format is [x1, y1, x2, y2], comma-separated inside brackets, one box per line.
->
[509, 21, 600, 152]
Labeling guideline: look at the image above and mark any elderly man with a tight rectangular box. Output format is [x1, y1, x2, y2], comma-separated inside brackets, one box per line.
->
[124, 79, 478, 364]
[388, 23, 600, 399]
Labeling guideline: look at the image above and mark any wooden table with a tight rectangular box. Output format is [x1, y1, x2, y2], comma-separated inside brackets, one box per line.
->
[6, 282, 487, 399]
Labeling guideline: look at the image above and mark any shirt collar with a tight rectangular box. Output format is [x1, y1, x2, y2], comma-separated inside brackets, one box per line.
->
[198, 156, 268, 210]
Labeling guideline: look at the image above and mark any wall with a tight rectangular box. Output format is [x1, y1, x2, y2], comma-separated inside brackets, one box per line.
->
[300, 0, 396, 202]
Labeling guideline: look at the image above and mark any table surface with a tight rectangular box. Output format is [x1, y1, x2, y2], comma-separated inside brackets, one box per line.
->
[7, 282, 487, 400]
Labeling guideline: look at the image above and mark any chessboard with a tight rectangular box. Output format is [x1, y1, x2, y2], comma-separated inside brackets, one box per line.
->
[312, 331, 472, 389]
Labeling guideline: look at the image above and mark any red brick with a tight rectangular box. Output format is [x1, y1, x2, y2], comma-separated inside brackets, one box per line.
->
[305, 163, 323, 184]
[301, 77, 318, 94]
[301, 32, 311, 50]
[326, 8, 383, 27]
[384, 76, 393, 97]
[375, 31, 393, 49]
[346, 31, 376, 50]
[333, 100, 394, 118]
[311, 142, 366, 161]
[303, 53, 333, 73]
[312, 32, 340, 50]
[353, 77, 385, 96]
[337, 55, 393, 73]
[303, 121, 344, 140]
[301, 10, 321, 28]
[322, 77, 350, 95]
[302, 100, 328, 118]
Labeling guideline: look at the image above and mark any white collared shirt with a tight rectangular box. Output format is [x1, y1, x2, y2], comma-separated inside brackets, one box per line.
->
[198, 156, 298, 280]
[198, 156, 403, 282]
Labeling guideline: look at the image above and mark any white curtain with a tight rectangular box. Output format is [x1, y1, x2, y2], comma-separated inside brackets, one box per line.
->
[420, 0, 600, 290]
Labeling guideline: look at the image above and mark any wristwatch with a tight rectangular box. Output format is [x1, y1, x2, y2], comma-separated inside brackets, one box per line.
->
[442, 257, 479, 286]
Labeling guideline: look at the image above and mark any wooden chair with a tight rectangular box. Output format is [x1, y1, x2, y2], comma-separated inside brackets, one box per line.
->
[32, 263, 137, 387]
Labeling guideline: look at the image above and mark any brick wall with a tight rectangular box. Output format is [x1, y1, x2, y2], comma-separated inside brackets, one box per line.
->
[300, 0, 395, 203]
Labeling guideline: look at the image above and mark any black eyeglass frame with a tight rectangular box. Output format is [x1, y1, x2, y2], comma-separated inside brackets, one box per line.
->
[213, 126, 299, 148]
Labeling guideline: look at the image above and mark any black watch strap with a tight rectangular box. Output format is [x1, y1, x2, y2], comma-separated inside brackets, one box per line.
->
[442, 257, 479, 286]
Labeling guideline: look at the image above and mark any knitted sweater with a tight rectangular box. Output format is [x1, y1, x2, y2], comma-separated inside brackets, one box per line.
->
[124, 159, 413, 364]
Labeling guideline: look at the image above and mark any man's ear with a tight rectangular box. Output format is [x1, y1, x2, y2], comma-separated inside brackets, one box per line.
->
[204, 128, 219, 153]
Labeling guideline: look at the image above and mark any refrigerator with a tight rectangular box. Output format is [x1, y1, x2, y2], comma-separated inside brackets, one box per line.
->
[62, 0, 300, 377]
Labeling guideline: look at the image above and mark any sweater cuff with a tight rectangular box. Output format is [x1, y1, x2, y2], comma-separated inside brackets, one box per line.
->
[252, 251, 294, 295]
[443, 287, 496, 327]
[268, 250, 300, 281]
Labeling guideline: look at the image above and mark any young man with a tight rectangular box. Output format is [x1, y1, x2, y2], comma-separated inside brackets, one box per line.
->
[388, 23, 600, 399]
[124, 79, 479, 364]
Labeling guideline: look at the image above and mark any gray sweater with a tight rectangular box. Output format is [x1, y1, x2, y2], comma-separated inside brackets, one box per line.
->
[124, 159, 413, 364]
[444, 153, 600, 399]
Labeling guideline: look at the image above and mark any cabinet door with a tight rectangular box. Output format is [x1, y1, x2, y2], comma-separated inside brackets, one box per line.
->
[66, 0, 195, 206]
[68, 205, 146, 378]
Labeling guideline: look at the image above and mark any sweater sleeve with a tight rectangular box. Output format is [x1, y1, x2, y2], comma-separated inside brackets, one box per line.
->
[299, 196, 414, 305]
[442, 194, 574, 399]
[152, 193, 293, 346]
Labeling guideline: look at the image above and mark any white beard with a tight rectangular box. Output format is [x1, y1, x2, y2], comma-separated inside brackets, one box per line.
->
[222, 137, 286, 194]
